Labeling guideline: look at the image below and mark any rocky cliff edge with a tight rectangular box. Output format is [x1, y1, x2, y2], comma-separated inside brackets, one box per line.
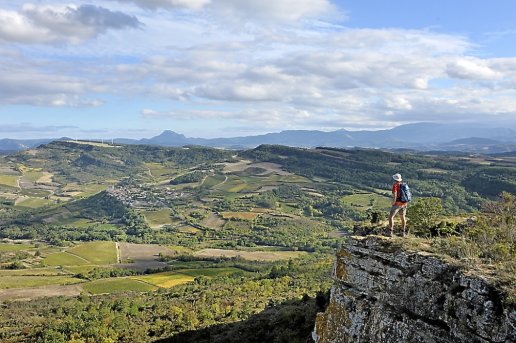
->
[313, 236, 515, 343]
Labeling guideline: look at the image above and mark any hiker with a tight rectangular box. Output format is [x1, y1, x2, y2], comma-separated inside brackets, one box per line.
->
[388, 173, 409, 237]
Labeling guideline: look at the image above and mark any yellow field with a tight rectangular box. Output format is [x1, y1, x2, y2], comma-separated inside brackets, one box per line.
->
[0, 174, 18, 187]
[228, 183, 248, 192]
[132, 272, 195, 288]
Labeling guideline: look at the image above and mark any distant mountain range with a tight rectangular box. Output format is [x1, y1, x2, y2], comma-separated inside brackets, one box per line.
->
[2, 123, 516, 154]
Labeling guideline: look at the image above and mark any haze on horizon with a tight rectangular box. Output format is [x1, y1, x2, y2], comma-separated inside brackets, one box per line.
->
[1, 0, 516, 140]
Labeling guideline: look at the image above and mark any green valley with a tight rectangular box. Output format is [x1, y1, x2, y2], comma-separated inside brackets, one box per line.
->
[0, 141, 514, 342]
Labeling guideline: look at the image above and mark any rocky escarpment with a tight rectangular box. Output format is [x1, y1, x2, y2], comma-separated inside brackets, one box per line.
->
[313, 236, 515, 343]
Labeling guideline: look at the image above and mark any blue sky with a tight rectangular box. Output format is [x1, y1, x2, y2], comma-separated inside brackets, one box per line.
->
[0, 0, 515, 139]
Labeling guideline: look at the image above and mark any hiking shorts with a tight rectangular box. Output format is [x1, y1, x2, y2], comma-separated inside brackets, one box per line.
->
[390, 204, 407, 217]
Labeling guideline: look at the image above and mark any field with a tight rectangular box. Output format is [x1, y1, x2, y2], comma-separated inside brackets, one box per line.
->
[0, 275, 82, 289]
[341, 192, 391, 210]
[0, 267, 66, 276]
[131, 268, 242, 288]
[132, 272, 195, 288]
[15, 197, 52, 208]
[0, 242, 33, 251]
[43, 252, 92, 266]
[67, 241, 117, 264]
[202, 174, 226, 188]
[0, 284, 83, 301]
[176, 267, 243, 278]
[43, 242, 117, 266]
[118, 242, 174, 271]
[142, 208, 173, 227]
[0, 174, 19, 188]
[201, 212, 226, 229]
[194, 248, 307, 261]
[221, 212, 259, 220]
[83, 278, 157, 294]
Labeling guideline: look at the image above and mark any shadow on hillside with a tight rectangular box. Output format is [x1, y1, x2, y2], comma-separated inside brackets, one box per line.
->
[155, 295, 328, 343]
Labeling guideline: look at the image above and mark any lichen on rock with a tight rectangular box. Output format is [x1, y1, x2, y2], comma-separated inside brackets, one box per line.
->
[313, 236, 516, 343]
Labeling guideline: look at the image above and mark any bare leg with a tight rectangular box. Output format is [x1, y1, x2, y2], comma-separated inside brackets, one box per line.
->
[387, 211, 395, 236]
[400, 213, 406, 236]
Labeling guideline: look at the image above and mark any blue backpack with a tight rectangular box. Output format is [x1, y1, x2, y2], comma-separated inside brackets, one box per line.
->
[399, 183, 412, 202]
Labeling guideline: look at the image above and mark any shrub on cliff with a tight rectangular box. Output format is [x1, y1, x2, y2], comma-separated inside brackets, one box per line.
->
[407, 197, 443, 235]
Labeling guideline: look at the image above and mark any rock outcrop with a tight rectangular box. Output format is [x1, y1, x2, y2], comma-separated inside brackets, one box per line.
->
[313, 236, 515, 343]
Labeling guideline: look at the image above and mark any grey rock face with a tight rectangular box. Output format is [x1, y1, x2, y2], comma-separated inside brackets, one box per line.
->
[313, 236, 515, 343]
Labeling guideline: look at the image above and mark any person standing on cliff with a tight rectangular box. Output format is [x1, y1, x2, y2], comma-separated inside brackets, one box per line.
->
[388, 173, 408, 237]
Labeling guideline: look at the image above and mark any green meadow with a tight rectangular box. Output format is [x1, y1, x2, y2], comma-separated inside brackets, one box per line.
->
[341, 192, 392, 210]
[142, 208, 173, 227]
[83, 278, 157, 294]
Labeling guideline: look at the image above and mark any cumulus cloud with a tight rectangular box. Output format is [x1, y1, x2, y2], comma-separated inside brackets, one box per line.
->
[0, 4, 140, 44]
[446, 58, 502, 80]
[0, 53, 104, 107]
[107, 24, 516, 130]
[2, 1, 516, 132]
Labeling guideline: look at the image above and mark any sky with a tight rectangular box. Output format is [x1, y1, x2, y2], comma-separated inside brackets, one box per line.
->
[1, 0, 516, 139]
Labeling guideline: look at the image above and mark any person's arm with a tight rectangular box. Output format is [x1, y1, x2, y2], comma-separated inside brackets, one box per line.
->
[392, 184, 398, 205]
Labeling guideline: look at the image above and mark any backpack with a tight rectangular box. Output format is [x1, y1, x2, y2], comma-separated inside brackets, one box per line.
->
[399, 183, 412, 202]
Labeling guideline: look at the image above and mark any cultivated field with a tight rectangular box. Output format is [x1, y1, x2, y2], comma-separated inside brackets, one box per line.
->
[0, 174, 19, 188]
[118, 242, 175, 271]
[194, 248, 307, 261]
[142, 208, 173, 227]
[0, 284, 83, 301]
[132, 272, 195, 288]
[0, 242, 33, 251]
[83, 278, 157, 294]
[43, 241, 117, 266]
[0, 275, 82, 289]
[68, 241, 117, 264]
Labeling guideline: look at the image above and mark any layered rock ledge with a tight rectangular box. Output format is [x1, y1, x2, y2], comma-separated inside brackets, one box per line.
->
[313, 236, 515, 343]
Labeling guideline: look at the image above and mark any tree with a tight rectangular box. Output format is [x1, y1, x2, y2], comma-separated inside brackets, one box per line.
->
[407, 197, 443, 235]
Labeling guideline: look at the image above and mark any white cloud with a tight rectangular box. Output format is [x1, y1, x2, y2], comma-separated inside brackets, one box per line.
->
[1, 1, 516, 132]
[446, 58, 502, 80]
[122, 0, 211, 10]
[210, 0, 336, 23]
[0, 52, 104, 107]
[0, 4, 140, 44]
[120, 0, 337, 24]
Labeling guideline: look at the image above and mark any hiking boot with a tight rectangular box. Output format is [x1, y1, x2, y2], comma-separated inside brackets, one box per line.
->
[385, 230, 393, 237]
